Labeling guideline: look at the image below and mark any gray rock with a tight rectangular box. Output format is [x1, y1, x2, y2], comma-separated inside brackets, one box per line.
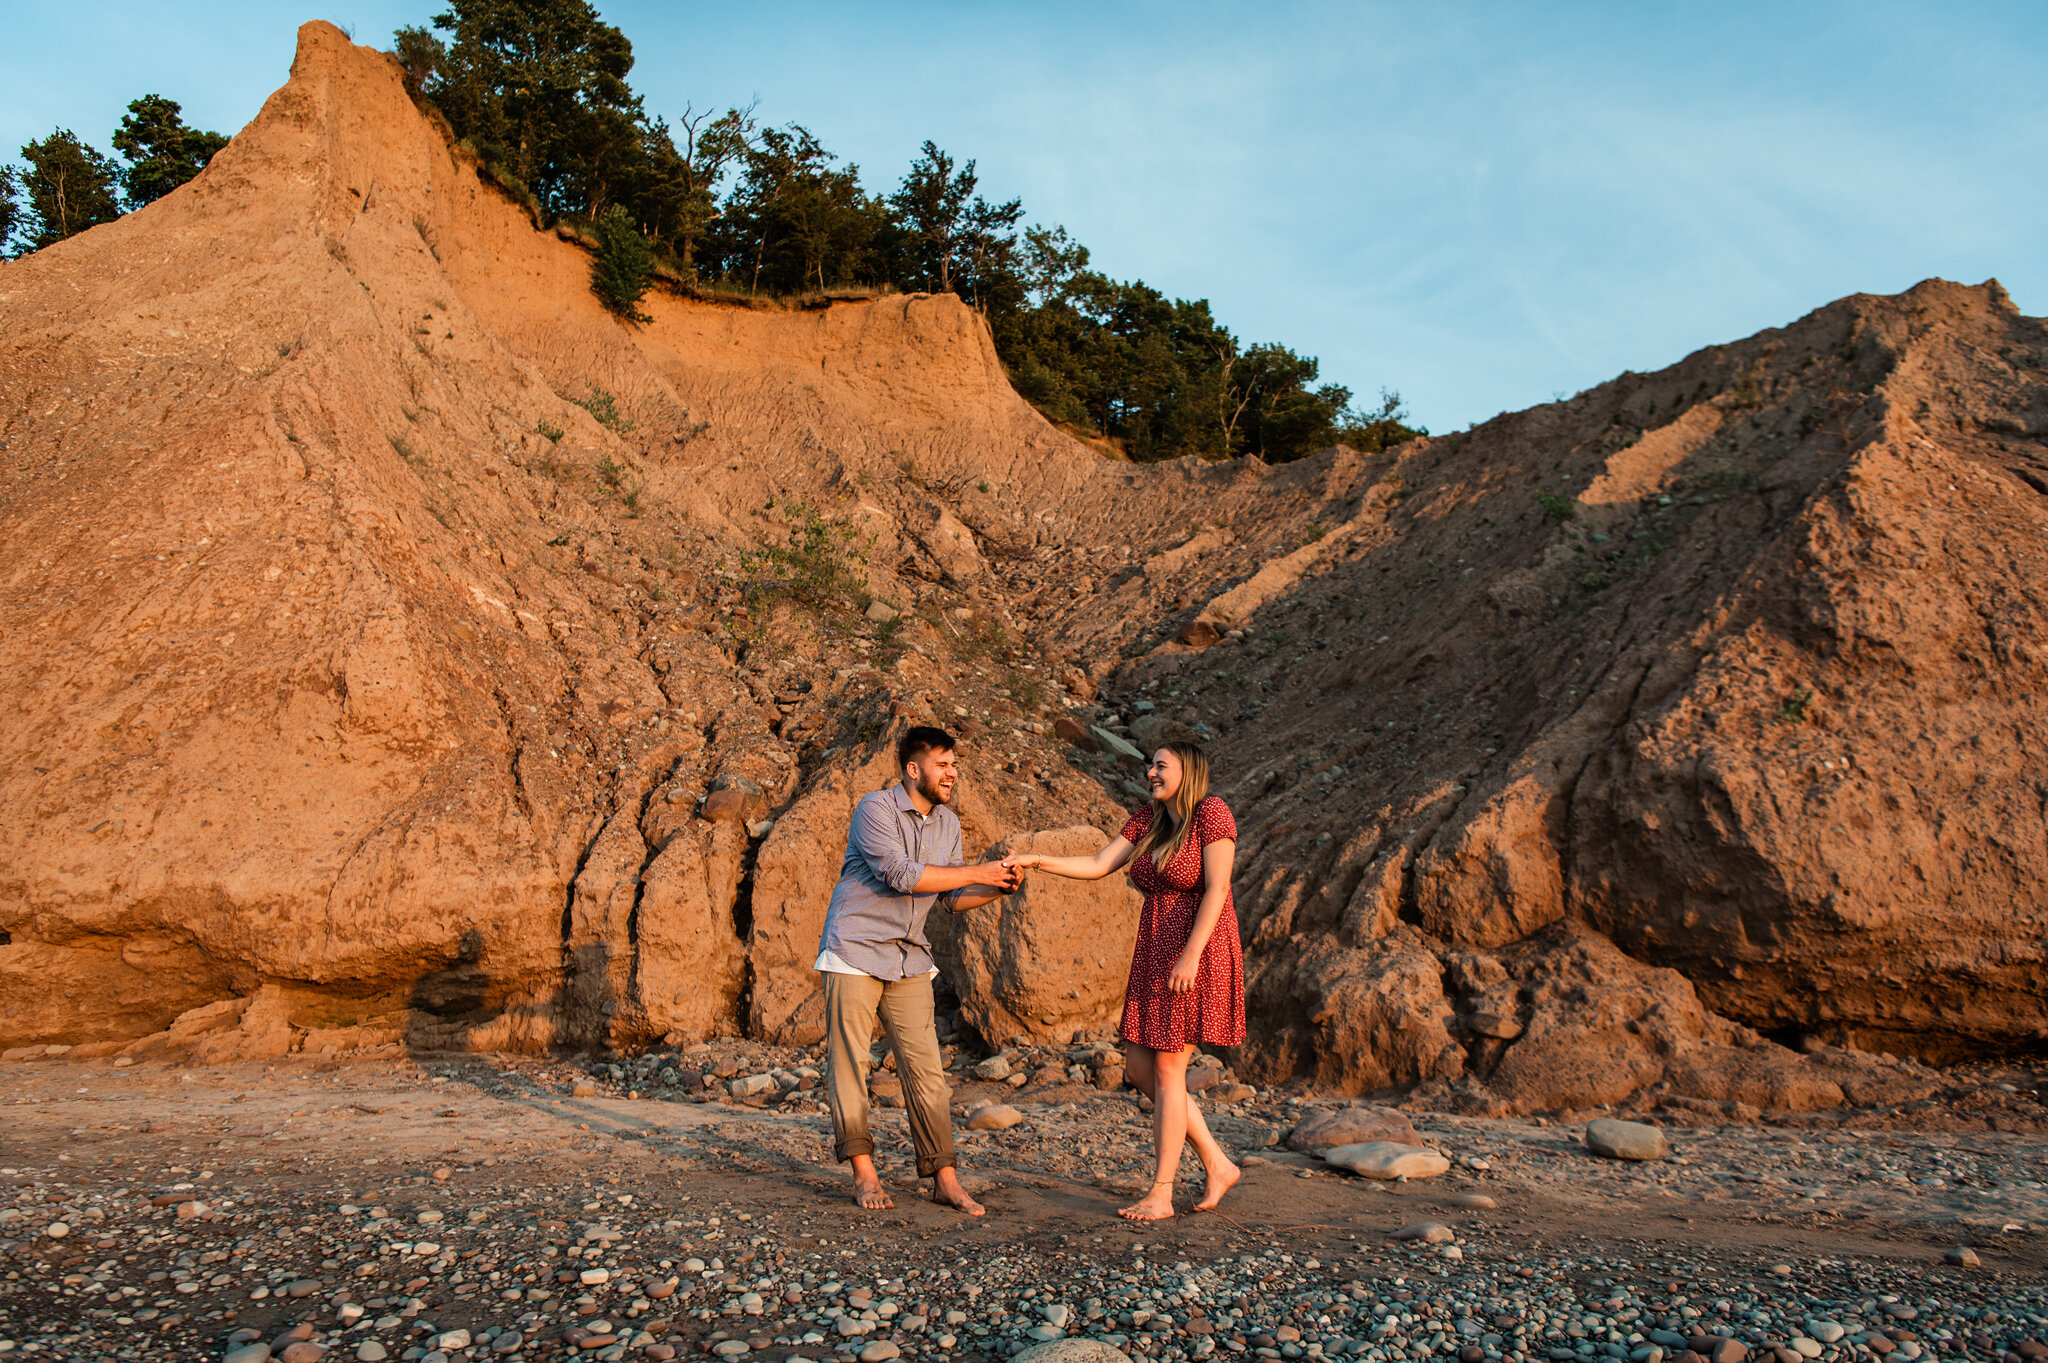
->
[353, 1346, 388, 1363]
[1090, 727, 1147, 763]
[967, 1103, 1024, 1131]
[1584, 1119, 1668, 1161]
[1321, 1142, 1451, 1180]
[973, 1056, 1013, 1081]
[1015, 1340, 1133, 1363]
[1287, 1106, 1418, 1153]
[1392, 1222, 1454, 1243]
[1944, 1246, 1980, 1267]
[224, 1347, 272, 1363]
[728, 1073, 777, 1098]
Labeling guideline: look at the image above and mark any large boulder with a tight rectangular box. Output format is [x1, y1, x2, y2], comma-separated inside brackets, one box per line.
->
[1287, 1105, 1418, 1153]
[747, 751, 899, 1045]
[1241, 934, 1465, 1094]
[934, 826, 1141, 1047]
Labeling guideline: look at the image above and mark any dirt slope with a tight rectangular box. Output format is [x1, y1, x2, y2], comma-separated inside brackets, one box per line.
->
[0, 22, 1135, 1059]
[1069, 277, 2048, 1107]
[3, 23, 2044, 1117]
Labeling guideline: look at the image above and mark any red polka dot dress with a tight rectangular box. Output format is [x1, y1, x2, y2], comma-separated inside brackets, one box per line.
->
[1117, 795, 1245, 1052]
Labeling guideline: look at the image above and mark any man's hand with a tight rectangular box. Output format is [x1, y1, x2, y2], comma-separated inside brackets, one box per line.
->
[978, 859, 1024, 892]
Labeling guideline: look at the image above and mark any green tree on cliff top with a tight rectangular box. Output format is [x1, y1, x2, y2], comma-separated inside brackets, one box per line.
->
[112, 94, 229, 207]
[17, 130, 122, 252]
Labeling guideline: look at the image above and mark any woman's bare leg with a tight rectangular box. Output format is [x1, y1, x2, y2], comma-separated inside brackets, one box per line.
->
[1121, 1043, 1239, 1212]
[1121, 1045, 1188, 1221]
[1185, 1096, 1241, 1211]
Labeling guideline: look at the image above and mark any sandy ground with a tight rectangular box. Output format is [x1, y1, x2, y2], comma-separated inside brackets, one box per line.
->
[2, 1054, 2044, 1363]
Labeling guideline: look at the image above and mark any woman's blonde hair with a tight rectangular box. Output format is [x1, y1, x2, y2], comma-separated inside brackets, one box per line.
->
[1132, 741, 1212, 869]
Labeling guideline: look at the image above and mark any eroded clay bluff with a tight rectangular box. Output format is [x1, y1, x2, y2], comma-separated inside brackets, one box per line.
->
[4, 23, 2046, 1118]
[1070, 273, 2048, 1114]
[0, 21, 1149, 1061]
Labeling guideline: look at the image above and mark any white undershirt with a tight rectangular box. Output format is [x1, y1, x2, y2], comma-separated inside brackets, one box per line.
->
[814, 947, 939, 979]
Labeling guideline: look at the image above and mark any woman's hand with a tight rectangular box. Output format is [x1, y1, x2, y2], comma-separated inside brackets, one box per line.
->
[1168, 950, 1201, 994]
[1004, 853, 1040, 871]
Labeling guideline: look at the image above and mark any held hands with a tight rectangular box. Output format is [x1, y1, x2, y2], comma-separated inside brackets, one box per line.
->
[978, 858, 1025, 892]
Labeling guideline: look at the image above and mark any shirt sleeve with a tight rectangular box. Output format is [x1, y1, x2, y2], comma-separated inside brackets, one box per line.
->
[851, 794, 925, 894]
[1119, 805, 1153, 845]
[1196, 796, 1238, 847]
[935, 813, 967, 910]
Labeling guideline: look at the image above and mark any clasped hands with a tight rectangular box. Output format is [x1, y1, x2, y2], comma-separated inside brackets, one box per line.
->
[970, 851, 1042, 894]
[969, 855, 1027, 893]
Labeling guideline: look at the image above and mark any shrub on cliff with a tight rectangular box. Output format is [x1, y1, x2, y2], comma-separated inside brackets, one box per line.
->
[590, 205, 654, 323]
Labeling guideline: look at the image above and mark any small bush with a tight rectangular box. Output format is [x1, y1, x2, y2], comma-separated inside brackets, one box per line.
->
[1537, 489, 1575, 521]
[1775, 689, 1813, 724]
[594, 454, 645, 513]
[537, 419, 565, 443]
[742, 502, 868, 610]
[572, 384, 636, 433]
[590, 205, 654, 324]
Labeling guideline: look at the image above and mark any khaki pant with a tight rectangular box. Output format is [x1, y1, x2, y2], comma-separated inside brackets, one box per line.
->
[822, 971, 955, 1177]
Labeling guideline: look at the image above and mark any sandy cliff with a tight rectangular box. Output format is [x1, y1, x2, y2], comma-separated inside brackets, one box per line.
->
[3, 23, 2044, 1114]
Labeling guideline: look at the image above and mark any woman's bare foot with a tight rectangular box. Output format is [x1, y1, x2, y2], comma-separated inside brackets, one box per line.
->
[1118, 1183, 1176, 1221]
[930, 1168, 985, 1217]
[1193, 1159, 1240, 1212]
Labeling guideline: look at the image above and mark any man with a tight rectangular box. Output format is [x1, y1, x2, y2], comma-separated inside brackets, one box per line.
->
[817, 725, 1021, 1214]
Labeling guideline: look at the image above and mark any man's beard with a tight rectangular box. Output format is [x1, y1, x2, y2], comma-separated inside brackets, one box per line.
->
[915, 770, 953, 806]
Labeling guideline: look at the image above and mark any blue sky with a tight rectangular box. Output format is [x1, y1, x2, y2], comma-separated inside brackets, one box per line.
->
[5, 1, 2043, 432]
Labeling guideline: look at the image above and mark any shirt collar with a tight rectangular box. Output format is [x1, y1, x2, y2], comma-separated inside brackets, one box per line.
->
[891, 781, 927, 819]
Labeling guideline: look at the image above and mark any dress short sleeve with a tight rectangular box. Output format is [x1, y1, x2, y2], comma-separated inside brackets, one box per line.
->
[1119, 804, 1156, 846]
[1195, 796, 1237, 847]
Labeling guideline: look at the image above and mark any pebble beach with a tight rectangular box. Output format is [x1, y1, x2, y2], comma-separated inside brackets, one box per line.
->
[2, 1044, 2042, 1363]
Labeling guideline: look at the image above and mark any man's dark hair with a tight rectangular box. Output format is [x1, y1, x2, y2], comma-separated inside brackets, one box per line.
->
[898, 725, 956, 771]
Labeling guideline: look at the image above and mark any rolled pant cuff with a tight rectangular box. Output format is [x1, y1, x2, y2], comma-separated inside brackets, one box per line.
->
[835, 1139, 875, 1164]
[916, 1155, 957, 1178]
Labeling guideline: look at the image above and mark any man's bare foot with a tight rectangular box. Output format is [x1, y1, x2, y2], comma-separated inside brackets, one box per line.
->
[930, 1168, 985, 1217]
[1118, 1183, 1176, 1221]
[1193, 1159, 1240, 1212]
[849, 1155, 894, 1211]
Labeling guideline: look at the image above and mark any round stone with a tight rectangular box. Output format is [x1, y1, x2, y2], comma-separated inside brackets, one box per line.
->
[1014, 1340, 1133, 1363]
[967, 1103, 1024, 1131]
[1321, 1142, 1450, 1180]
[43, 1222, 69, 1239]
[860, 1345, 903, 1363]
[354, 1346, 388, 1362]
[1584, 1119, 1668, 1161]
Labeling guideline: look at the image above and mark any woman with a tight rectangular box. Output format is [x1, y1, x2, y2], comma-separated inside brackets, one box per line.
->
[1008, 741, 1244, 1221]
